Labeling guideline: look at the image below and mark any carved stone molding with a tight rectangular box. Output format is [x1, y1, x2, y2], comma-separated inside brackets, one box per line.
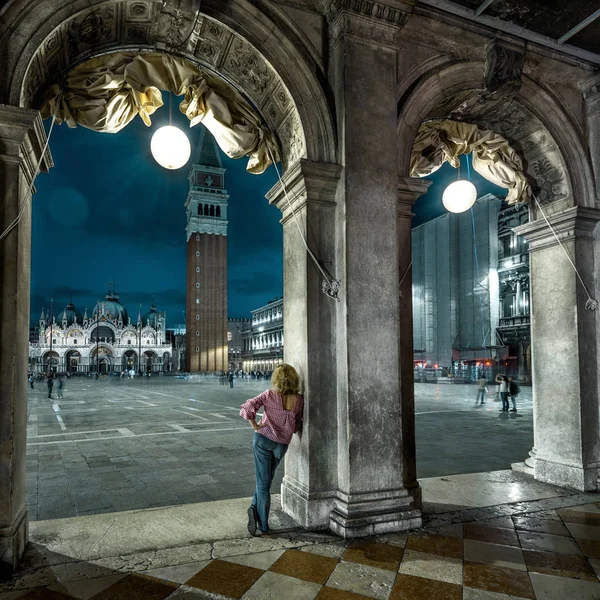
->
[320, 0, 410, 26]
[20, 0, 307, 169]
[319, 0, 410, 47]
[580, 72, 600, 119]
[484, 40, 525, 98]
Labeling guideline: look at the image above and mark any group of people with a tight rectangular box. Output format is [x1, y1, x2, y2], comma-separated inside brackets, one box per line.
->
[33, 372, 65, 399]
[476, 374, 521, 411]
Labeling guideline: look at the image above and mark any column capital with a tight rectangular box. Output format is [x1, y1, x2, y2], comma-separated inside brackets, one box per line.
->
[514, 206, 600, 252]
[319, 0, 412, 48]
[0, 104, 53, 179]
[580, 73, 600, 118]
[266, 160, 342, 226]
[398, 176, 431, 218]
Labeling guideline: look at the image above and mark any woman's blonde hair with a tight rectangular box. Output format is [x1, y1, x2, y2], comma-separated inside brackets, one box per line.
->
[271, 363, 300, 395]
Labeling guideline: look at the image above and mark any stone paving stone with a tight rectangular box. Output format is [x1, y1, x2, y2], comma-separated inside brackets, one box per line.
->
[342, 541, 404, 572]
[315, 588, 373, 599]
[243, 571, 321, 600]
[90, 574, 178, 599]
[463, 540, 526, 571]
[326, 561, 396, 600]
[398, 549, 462, 584]
[406, 534, 463, 559]
[184, 560, 263, 599]
[522, 549, 597, 581]
[270, 549, 338, 585]
[464, 524, 520, 547]
[463, 563, 535, 599]
[517, 531, 583, 555]
[529, 571, 600, 600]
[512, 516, 571, 537]
[390, 574, 462, 600]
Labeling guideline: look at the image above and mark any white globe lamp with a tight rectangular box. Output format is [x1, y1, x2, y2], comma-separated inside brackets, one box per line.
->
[151, 125, 191, 170]
[442, 179, 477, 213]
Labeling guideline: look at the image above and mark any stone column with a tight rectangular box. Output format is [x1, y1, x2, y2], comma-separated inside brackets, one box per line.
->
[0, 105, 52, 575]
[324, 1, 421, 537]
[398, 177, 431, 508]
[268, 160, 342, 529]
[515, 207, 600, 491]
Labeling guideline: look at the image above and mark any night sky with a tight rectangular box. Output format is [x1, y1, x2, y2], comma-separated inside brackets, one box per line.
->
[31, 101, 505, 327]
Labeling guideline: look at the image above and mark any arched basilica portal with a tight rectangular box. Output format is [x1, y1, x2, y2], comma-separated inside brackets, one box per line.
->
[1, 0, 599, 575]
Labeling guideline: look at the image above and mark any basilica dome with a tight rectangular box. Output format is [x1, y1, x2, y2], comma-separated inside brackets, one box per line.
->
[61, 300, 83, 326]
[142, 302, 160, 328]
[92, 289, 128, 323]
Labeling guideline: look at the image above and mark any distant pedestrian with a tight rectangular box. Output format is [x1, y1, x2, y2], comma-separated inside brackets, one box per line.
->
[46, 373, 54, 399]
[57, 376, 64, 398]
[240, 363, 304, 536]
[508, 377, 520, 412]
[228, 371, 234, 388]
[28, 374, 34, 389]
[476, 376, 487, 405]
[496, 374, 509, 411]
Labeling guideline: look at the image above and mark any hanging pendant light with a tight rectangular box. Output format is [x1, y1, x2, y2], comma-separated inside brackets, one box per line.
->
[150, 92, 191, 170]
[151, 125, 191, 169]
[442, 179, 477, 213]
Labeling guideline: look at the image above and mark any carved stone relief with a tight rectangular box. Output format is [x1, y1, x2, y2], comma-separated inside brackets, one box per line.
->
[319, 0, 409, 26]
[484, 40, 525, 98]
[21, 0, 306, 169]
[427, 89, 571, 208]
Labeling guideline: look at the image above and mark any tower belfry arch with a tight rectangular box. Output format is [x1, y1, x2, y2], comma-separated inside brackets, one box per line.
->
[185, 128, 229, 373]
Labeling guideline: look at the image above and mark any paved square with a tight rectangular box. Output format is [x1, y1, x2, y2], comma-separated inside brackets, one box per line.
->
[26, 378, 532, 520]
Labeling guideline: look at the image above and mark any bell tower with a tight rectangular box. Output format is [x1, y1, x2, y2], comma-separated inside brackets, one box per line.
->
[185, 128, 229, 372]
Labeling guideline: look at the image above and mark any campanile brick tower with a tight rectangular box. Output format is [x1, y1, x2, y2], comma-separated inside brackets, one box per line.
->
[185, 129, 229, 373]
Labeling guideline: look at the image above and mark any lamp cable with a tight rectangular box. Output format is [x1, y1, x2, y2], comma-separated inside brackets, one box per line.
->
[532, 194, 599, 311]
[266, 146, 341, 301]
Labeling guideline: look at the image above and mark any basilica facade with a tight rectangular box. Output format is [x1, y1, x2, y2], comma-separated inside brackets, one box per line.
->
[29, 288, 172, 374]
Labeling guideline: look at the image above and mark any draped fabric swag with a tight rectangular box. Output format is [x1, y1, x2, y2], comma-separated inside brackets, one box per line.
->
[410, 120, 531, 204]
[40, 52, 281, 174]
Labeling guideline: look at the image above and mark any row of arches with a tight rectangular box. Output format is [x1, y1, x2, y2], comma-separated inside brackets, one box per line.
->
[198, 204, 221, 218]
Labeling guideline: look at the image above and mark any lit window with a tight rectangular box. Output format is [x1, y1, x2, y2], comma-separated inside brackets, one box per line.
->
[196, 283, 200, 288]
[196, 315, 200, 320]
[227, 332, 233, 341]
[196, 251, 200, 257]
[196, 347, 199, 352]
[196, 299, 200, 304]
[196, 267, 200, 272]
[196, 331, 199, 336]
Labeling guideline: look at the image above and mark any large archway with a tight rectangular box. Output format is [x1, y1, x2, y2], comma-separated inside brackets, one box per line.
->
[0, 0, 345, 573]
[397, 53, 599, 495]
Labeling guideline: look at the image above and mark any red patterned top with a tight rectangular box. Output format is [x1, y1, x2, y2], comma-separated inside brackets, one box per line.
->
[240, 389, 304, 445]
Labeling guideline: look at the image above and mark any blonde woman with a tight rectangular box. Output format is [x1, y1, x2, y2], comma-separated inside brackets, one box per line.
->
[240, 363, 304, 536]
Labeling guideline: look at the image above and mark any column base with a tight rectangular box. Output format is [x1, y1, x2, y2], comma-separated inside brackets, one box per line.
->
[0, 507, 28, 578]
[329, 490, 421, 539]
[535, 457, 599, 492]
[404, 480, 422, 511]
[281, 477, 337, 530]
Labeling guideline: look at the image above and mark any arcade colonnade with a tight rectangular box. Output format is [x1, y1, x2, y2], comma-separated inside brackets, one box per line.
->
[1, 0, 599, 575]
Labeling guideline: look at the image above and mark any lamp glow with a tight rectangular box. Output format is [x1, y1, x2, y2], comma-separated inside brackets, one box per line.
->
[150, 126, 191, 170]
[442, 179, 477, 213]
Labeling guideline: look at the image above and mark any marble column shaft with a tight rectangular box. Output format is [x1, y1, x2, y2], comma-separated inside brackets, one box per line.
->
[0, 105, 51, 575]
[327, 8, 421, 537]
[268, 160, 342, 529]
[515, 207, 600, 491]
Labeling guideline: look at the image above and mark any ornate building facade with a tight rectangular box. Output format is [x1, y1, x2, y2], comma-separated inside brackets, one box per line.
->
[496, 204, 531, 381]
[29, 288, 171, 374]
[242, 298, 284, 372]
[185, 129, 229, 373]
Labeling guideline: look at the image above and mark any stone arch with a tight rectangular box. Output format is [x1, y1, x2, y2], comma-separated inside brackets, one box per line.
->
[0, 0, 337, 170]
[397, 60, 596, 212]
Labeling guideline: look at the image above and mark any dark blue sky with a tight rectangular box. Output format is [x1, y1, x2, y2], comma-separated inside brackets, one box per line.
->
[31, 102, 505, 327]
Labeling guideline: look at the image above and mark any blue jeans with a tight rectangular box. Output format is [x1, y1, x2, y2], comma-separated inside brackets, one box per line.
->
[251, 432, 288, 532]
[476, 389, 485, 404]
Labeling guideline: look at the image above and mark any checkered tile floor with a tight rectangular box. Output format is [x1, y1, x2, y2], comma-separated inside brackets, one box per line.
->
[3, 502, 600, 599]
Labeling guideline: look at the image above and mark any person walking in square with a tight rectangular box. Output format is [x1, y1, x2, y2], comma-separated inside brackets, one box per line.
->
[28, 373, 34, 389]
[496, 374, 509, 411]
[57, 375, 64, 399]
[508, 377, 520, 412]
[228, 371, 234, 388]
[240, 363, 304, 536]
[476, 375, 487, 405]
[46, 373, 54, 399]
